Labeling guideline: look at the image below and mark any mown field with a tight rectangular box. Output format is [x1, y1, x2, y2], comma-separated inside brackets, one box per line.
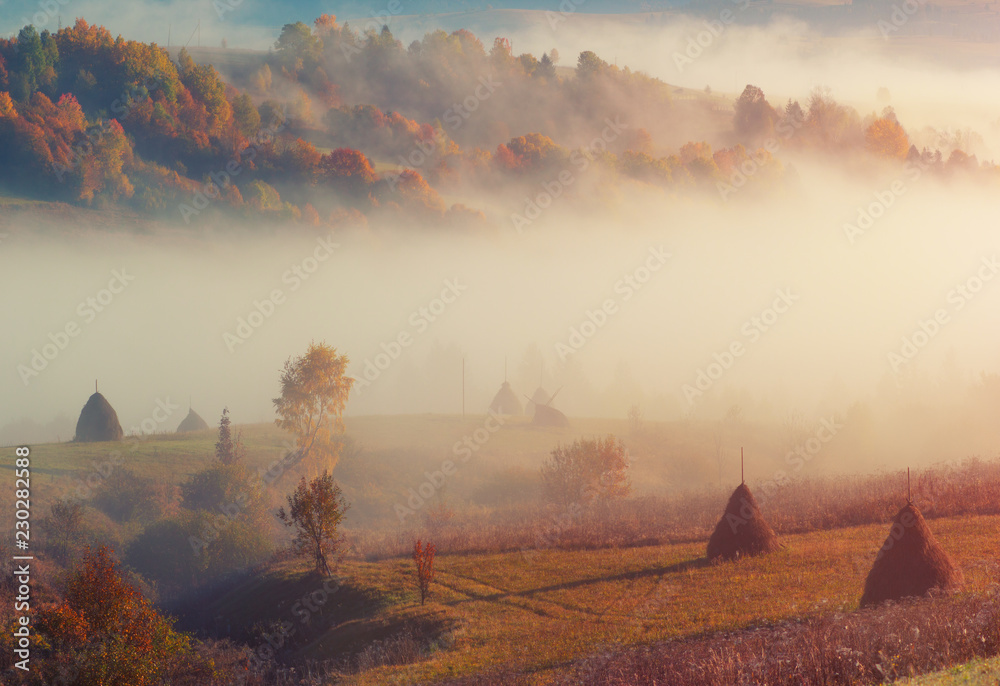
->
[4, 416, 1000, 684]
[172, 511, 1000, 684]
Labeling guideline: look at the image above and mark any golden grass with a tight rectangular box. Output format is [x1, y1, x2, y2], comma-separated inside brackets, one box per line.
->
[321, 514, 1000, 685]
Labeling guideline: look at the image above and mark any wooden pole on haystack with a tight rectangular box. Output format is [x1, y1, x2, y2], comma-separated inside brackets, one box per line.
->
[741, 447, 744, 485]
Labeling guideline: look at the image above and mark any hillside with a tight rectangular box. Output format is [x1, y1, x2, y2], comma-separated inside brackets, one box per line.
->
[165, 512, 1000, 684]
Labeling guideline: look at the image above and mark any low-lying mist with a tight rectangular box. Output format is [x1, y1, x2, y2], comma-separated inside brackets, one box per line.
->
[4, 155, 1000, 471]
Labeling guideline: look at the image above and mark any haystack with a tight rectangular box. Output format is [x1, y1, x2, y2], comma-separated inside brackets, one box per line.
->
[706, 482, 780, 562]
[74, 391, 123, 442]
[526, 387, 551, 417]
[859, 502, 963, 608]
[533, 402, 569, 427]
[176, 407, 210, 433]
[489, 381, 523, 416]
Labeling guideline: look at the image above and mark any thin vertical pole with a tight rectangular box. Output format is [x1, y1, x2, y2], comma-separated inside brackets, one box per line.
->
[462, 358, 465, 417]
[741, 447, 744, 484]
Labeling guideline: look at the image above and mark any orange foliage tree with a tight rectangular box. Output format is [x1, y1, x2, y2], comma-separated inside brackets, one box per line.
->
[273, 342, 355, 472]
[866, 115, 909, 159]
[35, 546, 211, 685]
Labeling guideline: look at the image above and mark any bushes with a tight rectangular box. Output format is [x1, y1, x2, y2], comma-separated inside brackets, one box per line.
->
[92, 467, 177, 524]
[31, 546, 216, 686]
[413, 540, 436, 605]
[541, 435, 630, 507]
[127, 510, 272, 591]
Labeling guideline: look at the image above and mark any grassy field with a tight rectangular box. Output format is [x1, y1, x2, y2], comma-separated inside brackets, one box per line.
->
[5, 418, 1000, 684]
[903, 657, 1000, 685]
[173, 511, 1000, 684]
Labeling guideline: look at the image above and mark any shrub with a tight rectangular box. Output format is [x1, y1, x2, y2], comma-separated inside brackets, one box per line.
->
[278, 471, 349, 576]
[33, 546, 215, 685]
[413, 539, 436, 605]
[127, 511, 272, 590]
[92, 467, 177, 523]
[541, 435, 630, 507]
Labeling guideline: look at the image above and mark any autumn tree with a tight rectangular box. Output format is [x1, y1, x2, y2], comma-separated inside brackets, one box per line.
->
[35, 546, 212, 685]
[412, 539, 436, 605]
[541, 435, 631, 507]
[275, 22, 323, 73]
[865, 112, 909, 159]
[274, 342, 354, 472]
[9, 26, 58, 101]
[734, 84, 778, 140]
[278, 471, 349, 576]
[231, 92, 260, 137]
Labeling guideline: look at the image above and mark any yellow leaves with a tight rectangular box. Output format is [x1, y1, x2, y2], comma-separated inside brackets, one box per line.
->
[866, 116, 910, 160]
[0, 91, 15, 118]
[274, 342, 354, 469]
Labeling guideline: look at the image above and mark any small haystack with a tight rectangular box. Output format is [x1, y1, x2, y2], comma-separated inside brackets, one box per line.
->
[706, 482, 780, 562]
[859, 501, 963, 608]
[532, 402, 569, 427]
[74, 386, 123, 442]
[489, 382, 523, 417]
[526, 387, 551, 418]
[176, 407, 210, 433]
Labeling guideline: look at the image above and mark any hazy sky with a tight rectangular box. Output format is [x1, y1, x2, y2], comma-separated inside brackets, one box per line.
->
[3, 6, 1000, 443]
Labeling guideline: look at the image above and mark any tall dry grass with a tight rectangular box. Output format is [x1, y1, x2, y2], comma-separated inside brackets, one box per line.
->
[351, 457, 1000, 560]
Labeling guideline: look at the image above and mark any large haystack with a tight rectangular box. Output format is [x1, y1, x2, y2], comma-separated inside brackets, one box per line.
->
[706, 483, 780, 562]
[489, 382, 522, 416]
[859, 502, 963, 608]
[176, 407, 210, 433]
[74, 391, 123, 442]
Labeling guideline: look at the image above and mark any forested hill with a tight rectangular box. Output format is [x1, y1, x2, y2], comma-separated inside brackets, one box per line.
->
[0, 16, 986, 230]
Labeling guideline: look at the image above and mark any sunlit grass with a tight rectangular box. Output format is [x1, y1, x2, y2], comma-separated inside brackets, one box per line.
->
[324, 514, 1000, 684]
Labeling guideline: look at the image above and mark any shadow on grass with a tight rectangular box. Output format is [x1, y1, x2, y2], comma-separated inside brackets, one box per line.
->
[445, 556, 711, 607]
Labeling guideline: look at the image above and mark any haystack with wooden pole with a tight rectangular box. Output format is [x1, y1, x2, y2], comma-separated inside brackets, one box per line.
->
[859, 469, 963, 607]
[706, 448, 780, 562]
[74, 380, 123, 442]
[176, 404, 210, 432]
[488, 360, 522, 416]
